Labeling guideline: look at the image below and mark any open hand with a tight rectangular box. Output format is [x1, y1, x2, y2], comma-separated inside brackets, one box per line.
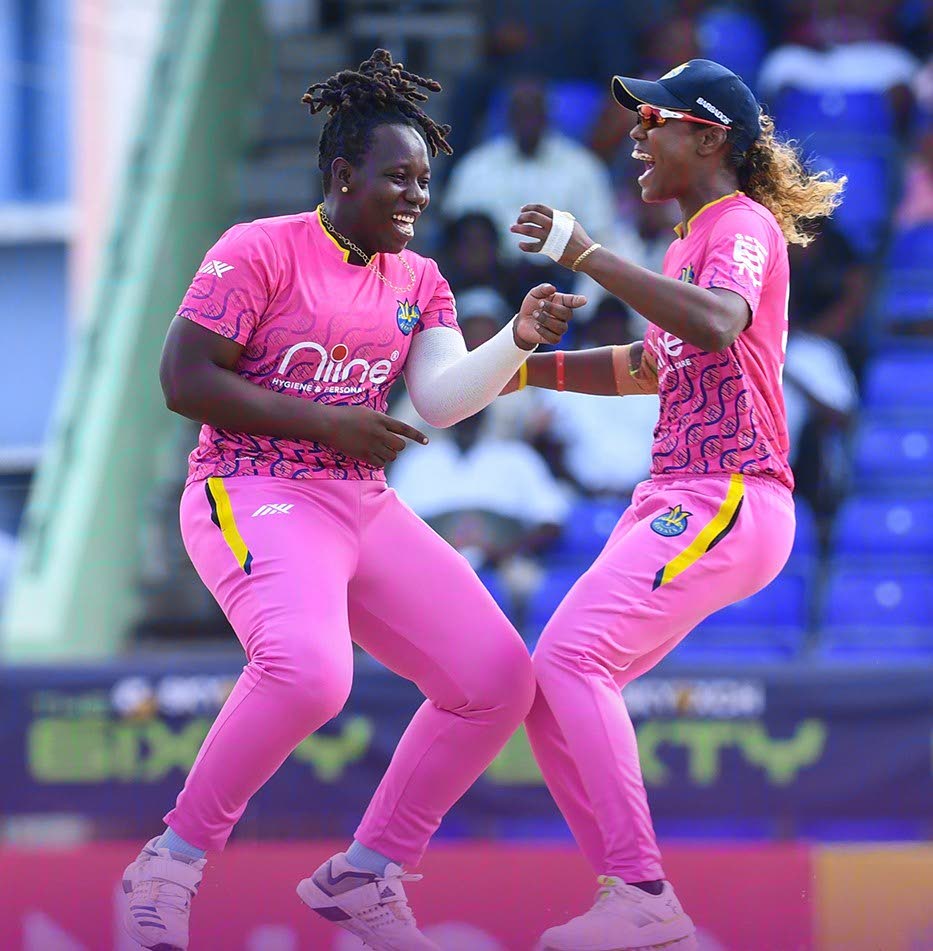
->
[514, 283, 587, 350]
[510, 204, 595, 270]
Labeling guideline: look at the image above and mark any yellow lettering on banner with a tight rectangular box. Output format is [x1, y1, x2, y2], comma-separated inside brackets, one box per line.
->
[636, 720, 827, 786]
[486, 719, 829, 787]
[28, 717, 213, 783]
[291, 717, 373, 780]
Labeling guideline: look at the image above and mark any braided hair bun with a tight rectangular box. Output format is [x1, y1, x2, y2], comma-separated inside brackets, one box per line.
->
[303, 49, 452, 192]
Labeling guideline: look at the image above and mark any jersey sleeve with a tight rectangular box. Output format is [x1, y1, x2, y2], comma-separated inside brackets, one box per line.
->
[175, 223, 277, 345]
[414, 260, 461, 335]
[696, 210, 775, 317]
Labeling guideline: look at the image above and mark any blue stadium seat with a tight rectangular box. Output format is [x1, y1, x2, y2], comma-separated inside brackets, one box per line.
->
[676, 570, 809, 662]
[484, 80, 604, 144]
[772, 88, 895, 141]
[833, 496, 933, 557]
[524, 564, 583, 636]
[821, 567, 933, 658]
[550, 496, 629, 562]
[862, 350, 933, 413]
[697, 7, 768, 93]
[791, 495, 818, 559]
[476, 567, 511, 615]
[809, 150, 897, 256]
[876, 274, 933, 329]
[875, 226, 933, 329]
[852, 419, 933, 489]
[885, 224, 933, 271]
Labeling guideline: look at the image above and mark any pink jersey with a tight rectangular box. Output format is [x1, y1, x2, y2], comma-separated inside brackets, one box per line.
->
[642, 192, 793, 490]
[176, 207, 459, 483]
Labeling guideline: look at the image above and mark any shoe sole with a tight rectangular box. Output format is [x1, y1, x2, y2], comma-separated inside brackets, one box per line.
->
[539, 935, 698, 951]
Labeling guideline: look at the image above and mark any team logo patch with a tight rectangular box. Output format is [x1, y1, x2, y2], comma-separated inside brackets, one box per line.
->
[651, 504, 693, 537]
[660, 63, 689, 80]
[679, 264, 696, 285]
[396, 299, 421, 335]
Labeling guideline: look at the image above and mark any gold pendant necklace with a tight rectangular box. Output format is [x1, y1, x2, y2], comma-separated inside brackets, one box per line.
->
[319, 205, 416, 294]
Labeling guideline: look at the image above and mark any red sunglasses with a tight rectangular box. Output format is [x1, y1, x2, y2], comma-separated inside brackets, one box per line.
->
[636, 103, 729, 131]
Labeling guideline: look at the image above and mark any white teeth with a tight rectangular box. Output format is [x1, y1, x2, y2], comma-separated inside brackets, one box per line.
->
[632, 151, 654, 162]
[392, 214, 415, 223]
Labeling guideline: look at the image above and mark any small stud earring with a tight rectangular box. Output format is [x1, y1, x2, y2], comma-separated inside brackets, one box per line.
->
[341, 185, 349, 193]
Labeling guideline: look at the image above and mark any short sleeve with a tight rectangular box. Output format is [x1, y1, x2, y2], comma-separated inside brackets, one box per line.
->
[697, 210, 775, 316]
[176, 223, 277, 345]
[414, 261, 461, 335]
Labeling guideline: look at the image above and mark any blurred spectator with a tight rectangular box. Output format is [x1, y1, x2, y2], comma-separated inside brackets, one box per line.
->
[589, 14, 700, 170]
[588, 198, 683, 333]
[389, 404, 569, 575]
[758, 0, 919, 128]
[784, 222, 863, 516]
[894, 113, 933, 230]
[390, 304, 549, 444]
[532, 298, 659, 498]
[444, 0, 638, 157]
[786, 219, 872, 371]
[442, 77, 616, 265]
[436, 211, 564, 313]
[389, 393, 569, 628]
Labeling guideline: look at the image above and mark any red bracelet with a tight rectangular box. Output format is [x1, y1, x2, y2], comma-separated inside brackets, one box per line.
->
[556, 350, 565, 391]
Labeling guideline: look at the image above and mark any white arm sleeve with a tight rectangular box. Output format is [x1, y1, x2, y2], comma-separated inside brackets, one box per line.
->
[403, 320, 534, 429]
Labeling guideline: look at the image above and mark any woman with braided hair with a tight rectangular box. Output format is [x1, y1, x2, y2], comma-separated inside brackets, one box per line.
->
[121, 49, 585, 951]
[503, 60, 845, 951]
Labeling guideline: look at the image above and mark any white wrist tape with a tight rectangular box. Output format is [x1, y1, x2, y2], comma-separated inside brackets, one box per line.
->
[540, 209, 575, 261]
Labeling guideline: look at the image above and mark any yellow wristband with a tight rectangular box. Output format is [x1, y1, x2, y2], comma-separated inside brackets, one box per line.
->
[571, 243, 602, 272]
[517, 362, 528, 390]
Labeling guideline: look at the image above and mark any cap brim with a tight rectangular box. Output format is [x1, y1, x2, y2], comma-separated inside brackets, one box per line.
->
[611, 75, 692, 112]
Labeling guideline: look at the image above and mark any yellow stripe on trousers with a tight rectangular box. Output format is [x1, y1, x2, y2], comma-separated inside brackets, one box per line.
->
[206, 477, 253, 575]
[652, 473, 744, 590]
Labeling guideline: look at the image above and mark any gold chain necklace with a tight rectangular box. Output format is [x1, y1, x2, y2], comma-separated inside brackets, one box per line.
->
[319, 205, 416, 294]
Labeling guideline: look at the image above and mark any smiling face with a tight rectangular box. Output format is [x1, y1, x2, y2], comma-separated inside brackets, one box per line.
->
[629, 107, 732, 206]
[629, 109, 711, 203]
[335, 122, 432, 255]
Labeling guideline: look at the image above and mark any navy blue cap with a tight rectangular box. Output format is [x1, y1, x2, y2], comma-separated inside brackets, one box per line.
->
[612, 59, 762, 151]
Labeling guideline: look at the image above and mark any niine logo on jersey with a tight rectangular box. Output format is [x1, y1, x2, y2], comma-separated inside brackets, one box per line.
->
[274, 341, 401, 394]
[651, 504, 693, 537]
[199, 260, 234, 278]
[397, 299, 421, 335]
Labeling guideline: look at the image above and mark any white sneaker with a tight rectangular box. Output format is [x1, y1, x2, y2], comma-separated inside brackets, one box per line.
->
[121, 838, 206, 950]
[297, 851, 440, 951]
[539, 876, 697, 951]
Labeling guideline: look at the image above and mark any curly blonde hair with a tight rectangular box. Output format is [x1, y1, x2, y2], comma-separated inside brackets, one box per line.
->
[730, 114, 846, 246]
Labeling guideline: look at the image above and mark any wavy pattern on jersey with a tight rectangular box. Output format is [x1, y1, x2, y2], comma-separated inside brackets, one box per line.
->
[651, 345, 783, 482]
[177, 285, 259, 343]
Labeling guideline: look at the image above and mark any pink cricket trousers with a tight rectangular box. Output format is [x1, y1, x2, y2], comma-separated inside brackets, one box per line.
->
[164, 476, 535, 863]
[526, 473, 795, 882]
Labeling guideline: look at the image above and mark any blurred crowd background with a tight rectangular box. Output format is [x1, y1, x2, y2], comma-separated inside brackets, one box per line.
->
[0, 1, 931, 948]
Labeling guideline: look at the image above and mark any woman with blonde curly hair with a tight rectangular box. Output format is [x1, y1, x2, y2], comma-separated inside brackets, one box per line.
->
[506, 59, 845, 951]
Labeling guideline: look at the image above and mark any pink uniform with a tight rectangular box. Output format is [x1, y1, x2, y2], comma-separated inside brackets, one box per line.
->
[164, 209, 535, 861]
[526, 192, 796, 882]
[177, 207, 458, 483]
[644, 191, 793, 489]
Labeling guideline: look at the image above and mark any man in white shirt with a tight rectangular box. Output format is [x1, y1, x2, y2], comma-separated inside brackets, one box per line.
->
[442, 77, 616, 263]
[389, 405, 570, 571]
